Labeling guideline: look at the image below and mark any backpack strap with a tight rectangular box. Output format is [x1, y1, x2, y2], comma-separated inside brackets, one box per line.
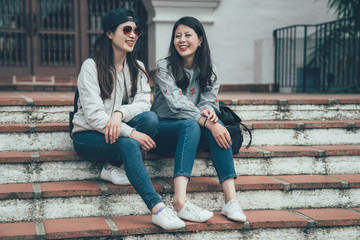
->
[69, 88, 79, 138]
[239, 122, 252, 150]
[217, 100, 252, 151]
[69, 56, 95, 138]
[73, 88, 79, 114]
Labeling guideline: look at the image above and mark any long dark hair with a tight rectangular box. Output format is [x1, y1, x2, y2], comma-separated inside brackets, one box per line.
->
[167, 16, 215, 92]
[94, 25, 149, 100]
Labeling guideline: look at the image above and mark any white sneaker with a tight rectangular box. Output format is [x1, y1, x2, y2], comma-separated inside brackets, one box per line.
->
[221, 199, 247, 222]
[177, 201, 213, 222]
[100, 166, 131, 185]
[152, 207, 186, 230]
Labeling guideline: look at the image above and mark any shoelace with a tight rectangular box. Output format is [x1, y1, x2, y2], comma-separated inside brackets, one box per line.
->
[110, 168, 126, 179]
[228, 200, 243, 213]
[116, 167, 127, 175]
[184, 202, 202, 214]
[161, 207, 178, 222]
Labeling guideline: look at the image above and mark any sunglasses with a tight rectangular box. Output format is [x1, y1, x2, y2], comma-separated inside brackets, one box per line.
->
[122, 26, 141, 37]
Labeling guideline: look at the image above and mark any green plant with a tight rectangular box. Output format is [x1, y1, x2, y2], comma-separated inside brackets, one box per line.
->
[305, 0, 360, 93]
[327, 0, 360, 93]
[327, 0, 360, 21]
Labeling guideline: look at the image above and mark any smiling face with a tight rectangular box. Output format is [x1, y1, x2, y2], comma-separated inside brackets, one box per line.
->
[106, 21, 138, 53]
[173, 24, 203, 67]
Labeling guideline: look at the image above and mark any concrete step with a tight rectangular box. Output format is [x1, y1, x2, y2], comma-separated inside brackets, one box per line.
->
[0, 123, 72, 152]
[1, 208, 360, 240]
[246, 120, 360, 146]
[1, 92, 359, 239]
[0, 105, 72, 124]
[0, 175, 359, 223]
[1, 145, 360, 184]
[1, 92, 359, 123]
[230, 98, 360, 121]
[0, 91, 73, 124]
[3, 102, 358, 123]
[0, 208, 360, 240]
[1, 120, 359, 152]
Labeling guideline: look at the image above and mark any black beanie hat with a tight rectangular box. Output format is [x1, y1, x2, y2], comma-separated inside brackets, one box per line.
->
[101, 8, 138, 33]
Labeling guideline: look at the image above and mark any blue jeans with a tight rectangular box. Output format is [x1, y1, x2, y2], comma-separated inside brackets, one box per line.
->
[152, 118, 237, 184]
[73, 111, 162, 211]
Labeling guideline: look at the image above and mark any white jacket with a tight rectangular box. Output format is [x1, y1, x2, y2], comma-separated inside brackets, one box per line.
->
[72, 58, 151, 137]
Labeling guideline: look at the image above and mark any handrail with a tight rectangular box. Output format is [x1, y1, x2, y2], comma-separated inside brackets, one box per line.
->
[273, 18, 351, 32]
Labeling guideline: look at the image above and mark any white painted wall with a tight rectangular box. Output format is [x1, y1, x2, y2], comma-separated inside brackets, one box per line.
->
[145, 0, 337, 85]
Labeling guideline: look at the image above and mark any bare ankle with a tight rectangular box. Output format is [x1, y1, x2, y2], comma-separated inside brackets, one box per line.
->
[174, 198, 186, 212]
[151, 202, 165, 215]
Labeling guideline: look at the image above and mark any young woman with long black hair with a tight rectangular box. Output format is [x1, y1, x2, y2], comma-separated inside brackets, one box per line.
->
[151, 16, 247, 223]
[71, 8, 185, 230]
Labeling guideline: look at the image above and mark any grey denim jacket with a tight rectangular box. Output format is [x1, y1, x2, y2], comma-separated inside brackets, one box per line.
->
[151, 58, 220, 121]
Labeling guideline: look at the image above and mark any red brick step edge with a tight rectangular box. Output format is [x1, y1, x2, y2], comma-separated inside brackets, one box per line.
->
[1, 175, 359, 200]
[1, 120, 360, 133]
[1, 208, 359, 239]
[1, 145, 360, 164]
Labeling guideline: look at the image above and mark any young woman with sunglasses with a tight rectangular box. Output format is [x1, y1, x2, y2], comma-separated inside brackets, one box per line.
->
[151, 16, 247, 223]
[71, 8, 185, 230]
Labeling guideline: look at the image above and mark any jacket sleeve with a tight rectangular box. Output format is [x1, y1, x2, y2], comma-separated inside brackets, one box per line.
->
[196, 65, 220, 112]
[155, 59, 202, 121]
[77, 59, 134, 136]
[114, 61, 151, 123]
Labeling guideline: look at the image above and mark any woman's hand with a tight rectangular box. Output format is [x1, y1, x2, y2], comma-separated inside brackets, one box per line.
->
[105, 112, 122, 144]
[130, 130, 156, 151]
[201, 109, 218, 123]
[206, 121, 232, 149]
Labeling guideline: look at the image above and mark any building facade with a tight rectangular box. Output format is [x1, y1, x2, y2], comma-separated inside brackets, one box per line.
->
[0, 0, 337, 90]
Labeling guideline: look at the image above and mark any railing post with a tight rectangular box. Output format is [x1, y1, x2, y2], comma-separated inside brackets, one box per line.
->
[273, 30, 278, 91]
[302, 26, 307, 93]
[293, 27, 297, 91]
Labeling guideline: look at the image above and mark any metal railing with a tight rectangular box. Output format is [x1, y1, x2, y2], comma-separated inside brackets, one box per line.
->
[273, 18, 360, 93]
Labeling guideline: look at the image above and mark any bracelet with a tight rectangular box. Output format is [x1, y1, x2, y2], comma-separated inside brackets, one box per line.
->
[203, 118, 208, 127]
[114, 110, 123, 118]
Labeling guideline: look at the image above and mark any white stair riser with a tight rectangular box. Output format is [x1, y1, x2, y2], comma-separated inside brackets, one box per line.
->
[236, 156, 360, 176]
[0, 132, 73, 152]
[1, 156, 359, 184]
[0, 161, 100, 184]
[251, 128, 359, 146]
[1, 189, 359, 223]
[1, 104, 359, 124]
[148, 156, 360, 179]
[233, 104, 360, 121]
[1, 128, 359, 152]
[77, 227, 360, 240]
[0, 106, 71, 124]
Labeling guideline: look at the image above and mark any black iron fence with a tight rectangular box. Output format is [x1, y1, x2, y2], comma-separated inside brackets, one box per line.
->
[273, 18, 360, 93]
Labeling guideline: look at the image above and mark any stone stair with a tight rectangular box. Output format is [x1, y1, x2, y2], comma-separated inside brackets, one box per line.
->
[0, 92, 360, 239]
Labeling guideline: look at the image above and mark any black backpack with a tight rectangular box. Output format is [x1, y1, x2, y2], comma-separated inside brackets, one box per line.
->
[216, 101, 252, 154]
[69, 88, 79, 138]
